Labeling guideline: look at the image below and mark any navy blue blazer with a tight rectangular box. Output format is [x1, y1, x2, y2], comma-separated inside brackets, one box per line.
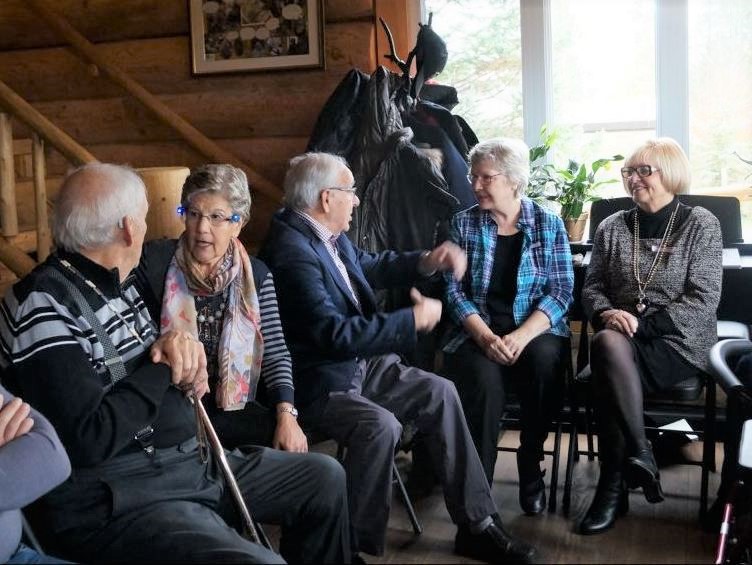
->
[259, 209, 426, 407]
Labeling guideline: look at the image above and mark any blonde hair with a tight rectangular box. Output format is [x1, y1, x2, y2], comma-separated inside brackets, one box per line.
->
[624, 137, 691, 195]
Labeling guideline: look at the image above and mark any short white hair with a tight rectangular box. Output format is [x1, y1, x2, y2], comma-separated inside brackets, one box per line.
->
[53, 163, 147, 252]
[469, 138, 530, 197]
[283, 152, 351, 211]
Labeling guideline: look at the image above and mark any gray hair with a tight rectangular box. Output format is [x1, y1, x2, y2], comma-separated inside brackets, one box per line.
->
[181, 164, 252, 225]
[283, 152, 350, 211]
[54, 162, 147, 252]
[468, 138, 530, 197]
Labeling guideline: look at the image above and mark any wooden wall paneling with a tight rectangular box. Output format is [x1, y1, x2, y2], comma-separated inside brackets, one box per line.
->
[15, 176, 61, 228]
[326, 22, 377, 72]
[374, 0, 413, 74]
[43, 137, 309, 185]
[0, 0, 372, 51]
[326, 0, 373, 22]
[0, 0, 189, 51]
[11, 74, 347, 144]
[0, 23, 375, 103]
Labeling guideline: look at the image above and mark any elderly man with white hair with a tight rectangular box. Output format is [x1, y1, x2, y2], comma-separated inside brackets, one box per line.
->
[260, 152, 538, 564]
[0, 162, 351, 564]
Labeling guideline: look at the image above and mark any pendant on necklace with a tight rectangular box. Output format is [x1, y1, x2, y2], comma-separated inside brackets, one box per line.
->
[636, 300, 647, 314]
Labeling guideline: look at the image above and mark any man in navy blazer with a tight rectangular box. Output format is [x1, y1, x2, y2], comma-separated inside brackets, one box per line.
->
[260, 152, 537, 564]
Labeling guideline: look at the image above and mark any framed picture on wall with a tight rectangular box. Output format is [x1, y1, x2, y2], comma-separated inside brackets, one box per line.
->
[189, 0, 325, 75]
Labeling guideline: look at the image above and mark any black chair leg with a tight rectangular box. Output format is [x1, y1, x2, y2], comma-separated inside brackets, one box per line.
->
[701, 378, 717, 521]
[548, 418, 563, 513]
[563, 417, 578, 516]
[393, 461, 422, 535]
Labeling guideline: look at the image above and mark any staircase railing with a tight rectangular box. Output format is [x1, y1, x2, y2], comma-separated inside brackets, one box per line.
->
[0, 78, 95, 271]
[24, 0, 283, 205]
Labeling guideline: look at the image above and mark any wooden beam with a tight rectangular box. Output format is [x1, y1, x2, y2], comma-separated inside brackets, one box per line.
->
[0, 79, 95, 166]
[0, 237, 36, 277]
[24, 0, 282, 204]
[31, 133, 51, 260]
[0, 113, 18, 236]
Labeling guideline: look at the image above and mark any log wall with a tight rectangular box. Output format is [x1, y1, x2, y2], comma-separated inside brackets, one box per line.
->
[0, 0, 416, 245]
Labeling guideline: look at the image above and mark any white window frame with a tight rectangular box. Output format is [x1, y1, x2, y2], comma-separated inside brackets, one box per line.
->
[421, 0, 691, 170]
[520, 0, 689, 162]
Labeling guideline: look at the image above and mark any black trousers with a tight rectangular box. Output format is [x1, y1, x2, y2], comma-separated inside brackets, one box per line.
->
[443, 333, 567, 484]
[44, 438, 350, 564]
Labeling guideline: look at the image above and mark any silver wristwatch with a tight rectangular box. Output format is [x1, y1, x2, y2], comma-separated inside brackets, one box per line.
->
[278, 405, 299, 418]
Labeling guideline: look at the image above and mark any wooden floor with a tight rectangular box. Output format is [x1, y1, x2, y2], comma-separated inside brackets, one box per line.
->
[350, 430, 722, 564]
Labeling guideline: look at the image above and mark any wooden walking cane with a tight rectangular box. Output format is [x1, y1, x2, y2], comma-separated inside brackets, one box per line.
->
[192, 391, 272, 549]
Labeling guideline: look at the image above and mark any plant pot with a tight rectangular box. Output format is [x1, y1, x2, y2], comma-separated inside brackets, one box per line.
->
[564, 212, 589, 242]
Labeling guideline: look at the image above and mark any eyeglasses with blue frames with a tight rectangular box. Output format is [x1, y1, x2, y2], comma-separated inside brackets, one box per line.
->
[466, 172, 504, 186]
[177, 205, 241, 226]
[621, 165, 660, 179]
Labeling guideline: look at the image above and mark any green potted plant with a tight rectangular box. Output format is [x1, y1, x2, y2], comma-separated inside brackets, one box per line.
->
[525, 127, 623, 241]
[548, 154, 624, 241]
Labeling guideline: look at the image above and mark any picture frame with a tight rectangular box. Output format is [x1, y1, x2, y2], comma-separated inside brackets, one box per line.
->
[189, 0, 325, 75]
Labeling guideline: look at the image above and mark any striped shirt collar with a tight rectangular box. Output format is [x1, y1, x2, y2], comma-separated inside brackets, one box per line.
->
[294, 210, 340, 245]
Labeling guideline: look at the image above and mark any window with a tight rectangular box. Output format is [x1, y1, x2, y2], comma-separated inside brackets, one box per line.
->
[423, 0, 522, 139]
[689, 0, 752, 190]
[424, 0, 752, 228]
[550, 0, 655, 196]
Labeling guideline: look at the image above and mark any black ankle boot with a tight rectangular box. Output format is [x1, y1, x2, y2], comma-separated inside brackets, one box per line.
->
[578, 468, 628, 535]
[627, 441, 664, 503]
[517, 450, 546, 515]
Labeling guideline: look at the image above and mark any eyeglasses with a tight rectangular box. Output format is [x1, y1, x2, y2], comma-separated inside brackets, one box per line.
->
[466, 172, 504, 186]
[178, 206, 241, 226]
[620, 165, 660, 179]
[327, 186, 358, 194]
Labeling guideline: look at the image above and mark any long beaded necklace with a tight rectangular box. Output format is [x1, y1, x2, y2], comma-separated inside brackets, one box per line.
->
[195, 289, 228, 379]
[632, 201, 680, 314]
[58, 258, 153, 346]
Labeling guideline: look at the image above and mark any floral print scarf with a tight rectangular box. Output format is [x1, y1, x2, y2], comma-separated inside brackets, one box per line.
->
[160, 236, 263, 410]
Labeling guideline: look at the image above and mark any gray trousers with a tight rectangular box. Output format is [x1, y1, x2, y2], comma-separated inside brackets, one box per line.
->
[45, 438, 350, 564]
[303, 353, 497, 556]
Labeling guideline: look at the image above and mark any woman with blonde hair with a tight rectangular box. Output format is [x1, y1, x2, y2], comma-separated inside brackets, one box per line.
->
[578, 137, 722, 534]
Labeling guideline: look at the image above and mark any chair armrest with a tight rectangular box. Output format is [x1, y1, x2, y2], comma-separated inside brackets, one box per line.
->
[709, 338, 752, 392]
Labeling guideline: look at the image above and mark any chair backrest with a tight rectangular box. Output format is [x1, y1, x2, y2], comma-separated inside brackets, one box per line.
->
[588, 195, 743, 245]
[709, 338, 752, 393]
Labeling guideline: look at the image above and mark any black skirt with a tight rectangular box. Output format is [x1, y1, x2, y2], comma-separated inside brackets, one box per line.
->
[630, 335, 704, 394]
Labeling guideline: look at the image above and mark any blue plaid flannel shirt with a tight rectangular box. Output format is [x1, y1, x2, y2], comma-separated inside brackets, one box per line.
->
[443, 198, 574, 353]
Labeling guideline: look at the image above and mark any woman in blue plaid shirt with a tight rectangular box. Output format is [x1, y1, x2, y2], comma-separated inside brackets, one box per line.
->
[442, 138, 574, 516]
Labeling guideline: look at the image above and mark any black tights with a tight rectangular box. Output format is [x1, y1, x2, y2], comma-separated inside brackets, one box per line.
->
[590, 329, 649, 466]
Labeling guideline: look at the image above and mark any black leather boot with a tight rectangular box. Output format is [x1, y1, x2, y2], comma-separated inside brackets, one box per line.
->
[517, 450, 546, 515]
[578, 468, 628, 535]
[627, 441, 664, 503]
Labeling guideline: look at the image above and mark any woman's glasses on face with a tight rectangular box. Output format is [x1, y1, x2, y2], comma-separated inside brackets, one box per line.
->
[178, 206, 241, 226]
[466, 172, 504, 186]
[621, 165, 660, 179]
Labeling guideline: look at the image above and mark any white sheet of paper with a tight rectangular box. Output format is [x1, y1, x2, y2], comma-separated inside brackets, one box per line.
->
[658, 418, 698, 441]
